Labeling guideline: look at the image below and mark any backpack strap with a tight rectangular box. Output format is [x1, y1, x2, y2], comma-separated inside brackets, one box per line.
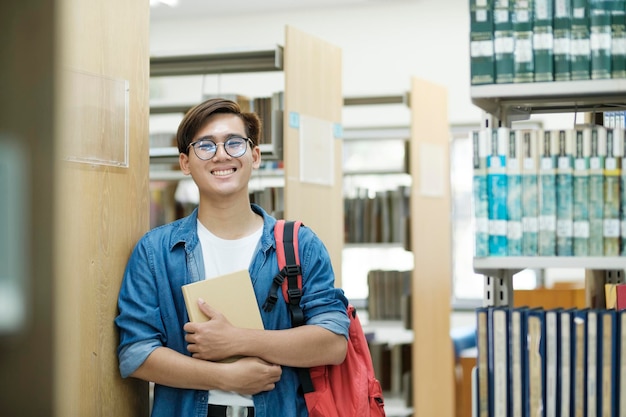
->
[265, 219, 315, 394]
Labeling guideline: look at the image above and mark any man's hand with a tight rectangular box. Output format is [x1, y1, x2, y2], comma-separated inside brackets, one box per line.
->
[184, 299, 245, 361]
[221, 357, 282, 395]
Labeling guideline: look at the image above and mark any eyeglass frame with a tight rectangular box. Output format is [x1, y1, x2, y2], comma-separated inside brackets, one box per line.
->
[187, 136, 254, 161]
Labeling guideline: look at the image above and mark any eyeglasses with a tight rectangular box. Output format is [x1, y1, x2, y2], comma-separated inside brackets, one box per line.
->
[187, 136, 253, 161]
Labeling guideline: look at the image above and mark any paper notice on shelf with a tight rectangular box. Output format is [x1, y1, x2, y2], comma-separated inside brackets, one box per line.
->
[299, 114, 334, 186]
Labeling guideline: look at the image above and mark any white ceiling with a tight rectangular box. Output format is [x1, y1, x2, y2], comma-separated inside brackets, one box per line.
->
[150, 0, 409, 20]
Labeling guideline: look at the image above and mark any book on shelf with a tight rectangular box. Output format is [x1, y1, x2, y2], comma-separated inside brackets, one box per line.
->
[611, 0, 626, 79]
[476, 307, 490, 417]
[533, 0, 555, 82]
[470, 0, 495, 85]
[588, 126, 606, 256]
[589, 0, 612, 80]
[558, 309, 574, 417]
[571, 0, 591, 80]
[487, 126, 509, 256]
[545, 308, 561, 417]
[603, 128, 622, 256]
[473, 129, 490, 257]
[597, 309, 618, 417]
[556, 129, 574, 256]
[512, 0, 535, 83]
[490, 307, 510, 417]
[538, 130, 557, 256]
[507, 128, 523, 256]
[526, 308, 546, 417]
[616, 283, 626, 310]
[572, 309, 587, 417]
[619, 309, 626, 417]
[522, 130, 539, 256]
[510, 306, 528, 417]
[586, 309, 599, 417]
[573, 128, 591, 256]
[554, 0, 573, 81]
[494, 0, 515, 83]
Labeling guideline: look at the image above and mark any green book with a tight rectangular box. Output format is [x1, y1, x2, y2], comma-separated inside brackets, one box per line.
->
[603, 128, 622, 256]
[522, 130, 539, 256]
[590, 0, 612, 79]
[573, 128, 590, 256]
[588, 126, 606, 256]
[474, 130, 490, 257]
[610, 0, 626, 78]
[556, 129, 574, 256]
[554, 0, 572, 80]
[507, 129, 523, 255]
[512, 0, 534, 83]
[533, 0, 555, 82]
[571, 0, 591, 80]
[471, 0, 496, 85]
[494, 0, 515, 83]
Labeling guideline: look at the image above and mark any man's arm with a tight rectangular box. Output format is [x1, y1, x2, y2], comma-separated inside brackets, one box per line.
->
[184, 301, 347, 367]
[130, 346, 282, 395]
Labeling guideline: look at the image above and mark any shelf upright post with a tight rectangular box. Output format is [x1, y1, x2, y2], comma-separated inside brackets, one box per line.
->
[482, 270, 514, 307]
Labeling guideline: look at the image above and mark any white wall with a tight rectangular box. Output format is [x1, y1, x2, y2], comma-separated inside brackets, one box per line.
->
[150, 0, 481, 129]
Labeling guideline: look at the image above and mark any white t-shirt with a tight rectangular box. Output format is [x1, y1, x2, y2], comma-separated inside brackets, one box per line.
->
[197, 220, 263, 407]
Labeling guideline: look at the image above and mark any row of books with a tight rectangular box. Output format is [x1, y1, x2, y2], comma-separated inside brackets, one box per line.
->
[367, 269, 412, 321]
[470, 0, 626, 85]
[344, 186, 410, 245]
[476, 305, 626, 417]
[473, 124, 626, 257]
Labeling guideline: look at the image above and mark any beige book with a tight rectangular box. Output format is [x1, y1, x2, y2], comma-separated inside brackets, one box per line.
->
[181, 269, 264, 330]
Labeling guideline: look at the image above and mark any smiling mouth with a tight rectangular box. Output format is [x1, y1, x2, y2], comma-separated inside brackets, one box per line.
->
[212, 168, 236, 176]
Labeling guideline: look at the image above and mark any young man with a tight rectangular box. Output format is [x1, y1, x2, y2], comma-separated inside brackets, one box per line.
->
[115, 98, 350, 417]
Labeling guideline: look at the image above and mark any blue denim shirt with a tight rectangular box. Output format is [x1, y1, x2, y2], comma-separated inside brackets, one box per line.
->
[115, 204, 350, 417]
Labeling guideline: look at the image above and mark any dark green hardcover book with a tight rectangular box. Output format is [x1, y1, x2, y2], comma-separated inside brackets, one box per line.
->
[554, 0, 572, 80]
[471, 0, 496, 85]
[556, 130, 574, 256]
[590, 0, 612, 79]
[588, 126, 606, 255]
[610, 0, 626, 78]
[512, 0, 534, 82]
[533, 0, 555, 82]
[603, 128, 621, 256]
[571, 0, 591, 80]
[494, 0, 515, 83]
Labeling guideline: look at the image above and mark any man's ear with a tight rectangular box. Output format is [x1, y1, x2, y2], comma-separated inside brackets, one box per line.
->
[179, 152, 191, 174]
[251, 144, 261, 169]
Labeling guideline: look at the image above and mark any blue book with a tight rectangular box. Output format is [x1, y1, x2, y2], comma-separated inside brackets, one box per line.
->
[588, 126, 606, 256]
[487, 127, 508, 256]
[526, 308, 546, 417]
[508, 129, 523, 256]
[473, 130, 490, 257]
[510, 306, 529, 417]
[539, 130, 557, 256]
[556, 130, 574, 256]
[522, 130, 539, 256]
[573, 128, 591, 256]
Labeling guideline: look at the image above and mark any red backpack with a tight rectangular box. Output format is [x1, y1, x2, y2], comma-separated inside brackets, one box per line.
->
[263, 219, 386, 417]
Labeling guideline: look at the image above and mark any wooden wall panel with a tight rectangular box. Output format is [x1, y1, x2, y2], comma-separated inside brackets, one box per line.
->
[53, 0, 150, 415]
[283, 25, 344, 286]
[409, 77, 455, 417]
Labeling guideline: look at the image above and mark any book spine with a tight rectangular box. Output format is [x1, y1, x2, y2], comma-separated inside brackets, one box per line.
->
[610, 1, 626, 78]
[588, 126, 606, 256]
[586, 310, 598, 417]
[590, 0, 613, 80]
[494, 0, 515, 83]
[603, 128, 622, 256]
[545, 309, 559, 417]
[513, 0, 535, 82]
[556, 129, 574, 256]
[574, 128, 591, 256]
[477, 307, 490, 417]
[539, 130, 557, 256]
[522, 130, 539, 255]
[559, 310, 572, 417]
[554, 0, 573, 80]
[471, 0, 496, 85]
[488, 127, 509, 256]
[474, 130, 490, 257]
[533, 0, 555, 82]
[571, 0, 591, 80]
[508, 129, 523, 255]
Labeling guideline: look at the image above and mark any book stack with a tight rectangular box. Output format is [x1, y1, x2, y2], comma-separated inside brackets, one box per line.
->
[473, 125, 626, 257]
[476, 305, 624, 417]
[469, 0, 626, 84]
